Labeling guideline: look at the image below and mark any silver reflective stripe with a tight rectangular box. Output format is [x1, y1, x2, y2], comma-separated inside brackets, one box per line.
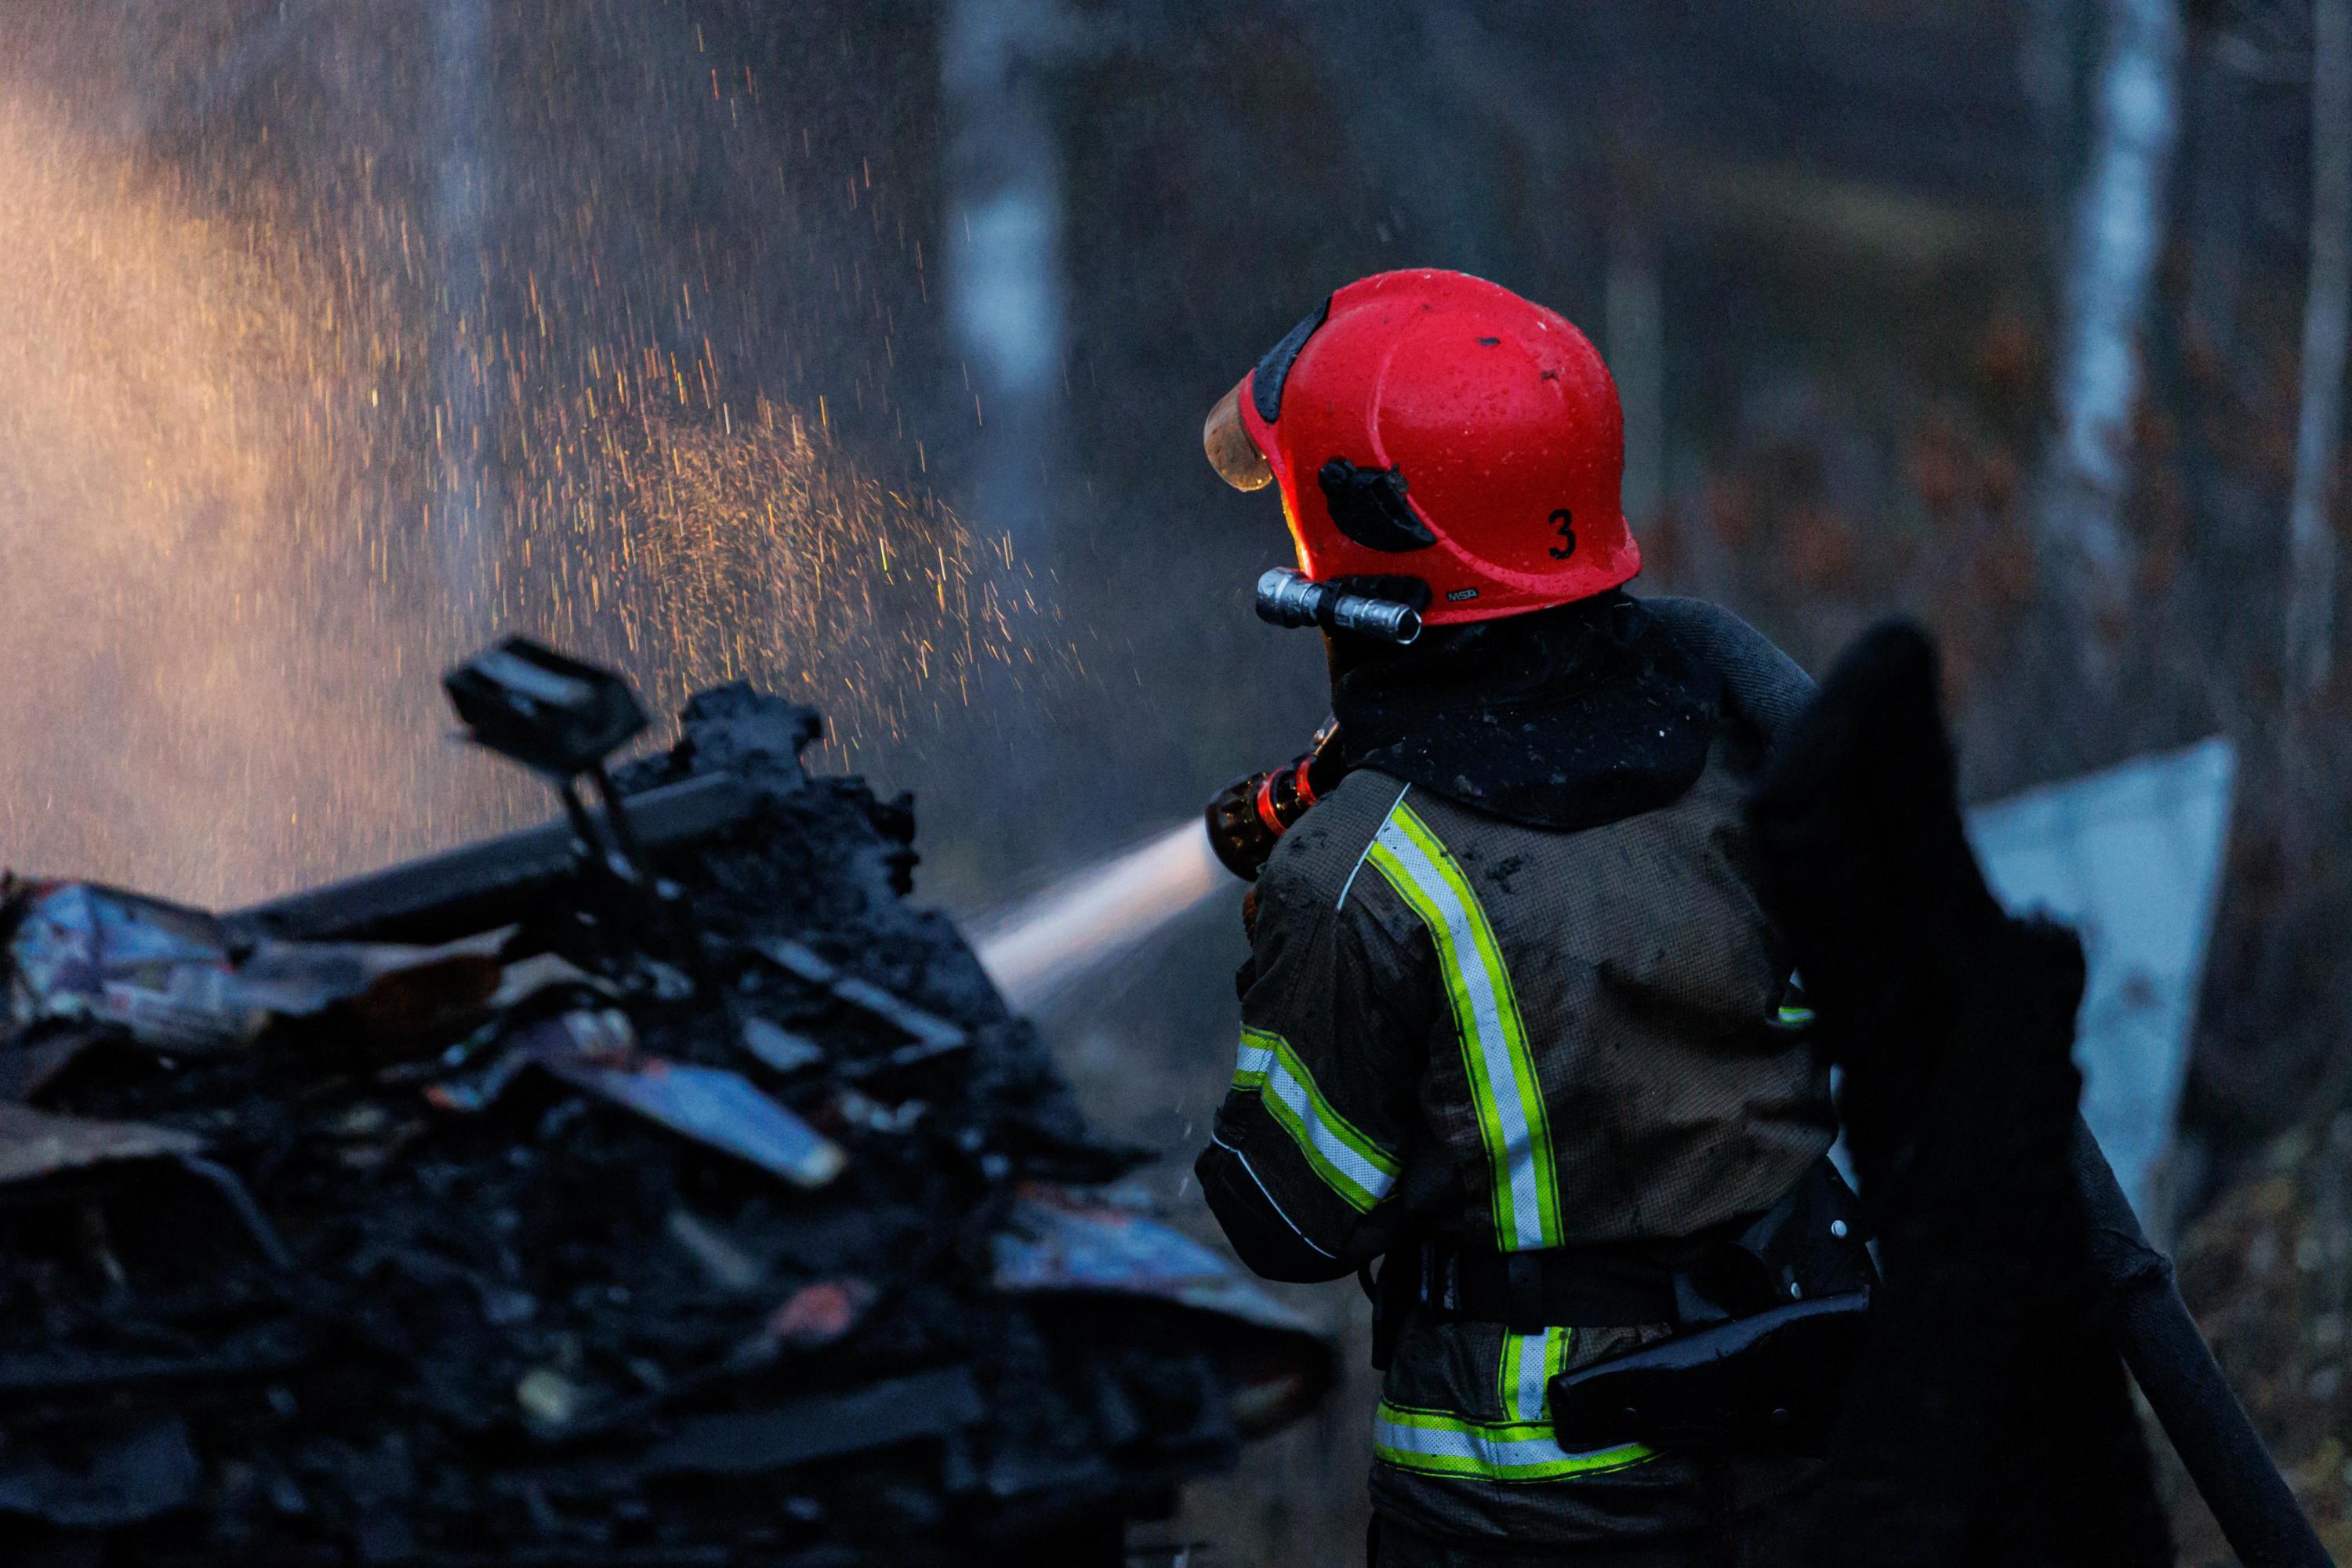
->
[1232, 1030, 1401, 1211]
[1207, 1130, 1336, 1258]
[1335, 781, 1412, 910]
[1372, 1405, 1651, 1482]
[1509, 1330, 1549, 1423]
[1258, 1054, 1398, 1205]
[1370, 817, 1550, 1250]
[1377, 1416, 1565, 1469]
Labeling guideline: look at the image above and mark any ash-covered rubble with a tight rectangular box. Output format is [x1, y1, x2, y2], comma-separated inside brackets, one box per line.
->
[0, 650, 1329, 1566]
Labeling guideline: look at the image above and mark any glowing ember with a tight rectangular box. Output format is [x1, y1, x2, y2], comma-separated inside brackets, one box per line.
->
[0, 69, 1059, 906]
[501, 397, 1049, 764]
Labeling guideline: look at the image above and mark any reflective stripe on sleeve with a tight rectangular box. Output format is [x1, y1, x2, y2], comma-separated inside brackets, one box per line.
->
[1374, 1401, 1653, 1484]
[1232, 1026, 1402, 1213]
[1365, 802, 1564, 1251]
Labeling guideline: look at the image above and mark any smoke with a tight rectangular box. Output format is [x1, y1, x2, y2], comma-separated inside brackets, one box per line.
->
[0, 81, 1065, 909]
[0, 96, 444, 902]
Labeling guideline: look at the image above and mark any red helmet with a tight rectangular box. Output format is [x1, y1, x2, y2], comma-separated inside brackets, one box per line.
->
[1203, 269, 1639, 626]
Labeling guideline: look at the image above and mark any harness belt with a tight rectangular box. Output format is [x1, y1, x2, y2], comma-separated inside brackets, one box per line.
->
[1399, 1156, 1875, 1337]
[1434, 1243, 1682, 1330]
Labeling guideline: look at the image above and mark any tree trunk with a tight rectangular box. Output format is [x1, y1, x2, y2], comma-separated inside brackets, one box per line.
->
[1606, 221, 1666, 539]
[434, 0, 496, 641]
[942, 0, 1069, 564]
[2286, 0, 2350, 699]
[2043, 0, 2186, 614]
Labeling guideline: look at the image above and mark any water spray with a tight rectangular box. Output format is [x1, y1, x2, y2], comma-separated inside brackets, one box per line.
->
[968, 821, 1227, 1014]
[967, 717, 1351, 1012]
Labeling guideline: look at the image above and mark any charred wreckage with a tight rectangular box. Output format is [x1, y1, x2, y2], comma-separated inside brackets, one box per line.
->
[0, 641, 1330, 1566]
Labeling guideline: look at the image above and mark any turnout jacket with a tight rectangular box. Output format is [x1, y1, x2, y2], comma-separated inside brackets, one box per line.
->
[1197, 717, 1835, 1546]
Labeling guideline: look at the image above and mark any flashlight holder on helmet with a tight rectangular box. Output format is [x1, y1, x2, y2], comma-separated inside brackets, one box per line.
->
[1256, 567, 1422, 645]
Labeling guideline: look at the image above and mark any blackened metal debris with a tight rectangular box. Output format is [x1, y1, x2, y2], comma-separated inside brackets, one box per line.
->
[0, 661, 1330, 1566]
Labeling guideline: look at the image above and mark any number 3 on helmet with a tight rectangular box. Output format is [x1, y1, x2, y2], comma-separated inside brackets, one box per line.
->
[1202, 269, 1640, 627]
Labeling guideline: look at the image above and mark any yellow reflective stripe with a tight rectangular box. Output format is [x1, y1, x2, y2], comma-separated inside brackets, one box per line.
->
[1499, 1326, 1572, 1424]
[1387, 804, 1563, 1247]
[1231, 1027, 1401, 1213]
[1374, 1400, 1653, 1483]
[1365, 802, 1563, 1250]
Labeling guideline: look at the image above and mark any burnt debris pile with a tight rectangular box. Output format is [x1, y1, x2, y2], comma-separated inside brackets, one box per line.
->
[0, 644, 1327, 1566]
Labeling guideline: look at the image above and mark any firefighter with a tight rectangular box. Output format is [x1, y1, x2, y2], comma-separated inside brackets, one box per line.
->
[1193, 270, 1871, 1566]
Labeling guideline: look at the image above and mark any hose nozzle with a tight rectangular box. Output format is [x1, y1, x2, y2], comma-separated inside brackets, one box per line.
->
[1254, 568, 1422, 644]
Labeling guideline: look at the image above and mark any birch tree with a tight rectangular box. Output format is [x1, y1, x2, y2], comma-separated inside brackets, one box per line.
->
[942, 0, 1072, 564]
[2286, 0, 2350, 698]
[2044, 0, 2187, 615]
[434, 0, 495, 641]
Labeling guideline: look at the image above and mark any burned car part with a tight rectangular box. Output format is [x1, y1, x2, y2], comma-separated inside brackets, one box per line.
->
[230, 771, 754, 946]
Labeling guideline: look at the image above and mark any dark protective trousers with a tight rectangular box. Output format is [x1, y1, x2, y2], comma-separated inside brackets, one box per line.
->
[1368, 1454, 1828, 1568]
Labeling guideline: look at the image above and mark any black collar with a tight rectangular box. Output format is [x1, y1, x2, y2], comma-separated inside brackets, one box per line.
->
[1329, 592, 1723, 832]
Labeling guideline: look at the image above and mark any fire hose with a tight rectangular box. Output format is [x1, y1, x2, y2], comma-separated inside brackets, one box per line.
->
[2073, 1119, 2332, 1567]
